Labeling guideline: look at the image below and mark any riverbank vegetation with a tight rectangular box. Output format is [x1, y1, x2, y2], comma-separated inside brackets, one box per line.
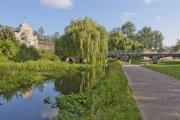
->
[0, 60, 87, 95]
[145, 60, 180, 79]
[55, 62, 142, 120]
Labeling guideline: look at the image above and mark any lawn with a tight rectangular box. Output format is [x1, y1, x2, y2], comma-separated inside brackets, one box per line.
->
[145, 60, 180, 79]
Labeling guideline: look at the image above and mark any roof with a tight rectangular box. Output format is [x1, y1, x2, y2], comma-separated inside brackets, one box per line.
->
[0, 25, 19, 32]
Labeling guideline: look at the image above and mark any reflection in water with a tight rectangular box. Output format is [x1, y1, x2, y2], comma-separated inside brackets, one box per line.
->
[0, 66, 105, 120]
[0, 80, 60, 120]
[20, 88, 32, 99]
[54, 66, 105, 95]
[41, 108, 58, 120]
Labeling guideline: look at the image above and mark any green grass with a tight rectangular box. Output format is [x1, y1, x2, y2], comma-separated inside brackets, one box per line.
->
[145, 60, 180, 79]
[55, 61, 142, 120]
[0, 60, 87, 95]
[131, 57, 144, 64]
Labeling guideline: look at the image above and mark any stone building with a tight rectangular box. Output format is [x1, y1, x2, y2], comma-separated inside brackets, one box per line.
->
[0, 23, 38, 48]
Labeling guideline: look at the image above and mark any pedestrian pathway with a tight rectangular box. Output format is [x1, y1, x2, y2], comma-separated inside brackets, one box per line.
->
[123, 65, 180, 120]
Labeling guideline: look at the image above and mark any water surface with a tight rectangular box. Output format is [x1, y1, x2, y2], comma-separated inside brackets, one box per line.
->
[0, 66, 105, 120]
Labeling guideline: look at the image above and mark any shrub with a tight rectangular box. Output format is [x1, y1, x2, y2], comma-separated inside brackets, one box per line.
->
[13, 44, 40, 62]
[38, 49, 59, 61]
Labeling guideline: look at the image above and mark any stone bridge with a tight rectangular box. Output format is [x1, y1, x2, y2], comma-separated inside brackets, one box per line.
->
[108, 51, 180, 64]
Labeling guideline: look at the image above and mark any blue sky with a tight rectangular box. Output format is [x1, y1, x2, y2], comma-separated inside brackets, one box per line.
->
[0, 0, 180, 46]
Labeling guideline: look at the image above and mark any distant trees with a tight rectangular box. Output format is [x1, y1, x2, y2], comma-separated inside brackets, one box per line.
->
[136, 27, 164, 50]
[33, 27, 45, 41]
[152, 30, 164, 51]
[37, 27, 45, 40]
[53, 32, 61, 40]
[171, 39, 180, 52]
[175, 40, 180, 51]
[33, 27, 60, 43]
[51, 32, 61, 43]
[121, 21, 136, 40]
[120, 22, 164, 51]
[55, 18, 108, 64]
[137, 26, 154, 49]
[109, 29, 142, 51]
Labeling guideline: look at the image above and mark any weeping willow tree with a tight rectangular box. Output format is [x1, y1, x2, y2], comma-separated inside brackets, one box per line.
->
[55, 18, 109, 64]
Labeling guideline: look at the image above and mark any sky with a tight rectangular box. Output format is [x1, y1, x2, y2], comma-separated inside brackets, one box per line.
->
[0, 0, 180, 46]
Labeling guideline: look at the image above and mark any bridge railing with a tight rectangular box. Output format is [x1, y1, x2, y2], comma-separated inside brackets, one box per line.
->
[108, 50, 144, 55]
[108, 50, 180, 57]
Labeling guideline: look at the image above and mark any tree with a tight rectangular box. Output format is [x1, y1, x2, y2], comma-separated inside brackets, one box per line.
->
[109, 29, 142, 51]
[33, 30, 38, 36]
[52, 32, 61, 43]
[0, 28, 19, 59]
[152, 30, 164, 51]
[37, 27, 45, 41]
[121, 21, 136, 40]
[53, 32, 61, 39]
[137, 26, 154, 49]
[109, 30, 125, 51]
[172, 39, 180, 52]
[0, 28, 17, 43]
[55, 18, 109, 64]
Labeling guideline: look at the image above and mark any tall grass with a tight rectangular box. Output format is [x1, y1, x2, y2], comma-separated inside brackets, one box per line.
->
[0, 60, 85, 94]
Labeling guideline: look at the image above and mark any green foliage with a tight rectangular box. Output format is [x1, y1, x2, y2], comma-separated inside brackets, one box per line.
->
[55, 62, 141, 120]
[131, 57, 144, 64]
[13, 44, 40, 62]
[109, 30, 142, 51]
[0, 40, 18, 57]
[0, 50, 8, 62]
[0, 28, 17, 43]
[137, 26, 164, 50]
[56, 94, 92, 120]
[172, 39, 180, 52]
[55, 18, 109, 64]
[0, 28, 19, 59]
[121, 21, 136, 40]
[137, 26, 154, 49]
[38, 49, 59, 61]
[152, 30, 164, 51]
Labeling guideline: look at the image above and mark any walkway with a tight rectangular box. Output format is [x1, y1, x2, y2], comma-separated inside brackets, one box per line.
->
[123, 65, 180, 120]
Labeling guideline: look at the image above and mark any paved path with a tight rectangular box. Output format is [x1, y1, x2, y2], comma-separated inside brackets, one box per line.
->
[123, 65, 180, 120]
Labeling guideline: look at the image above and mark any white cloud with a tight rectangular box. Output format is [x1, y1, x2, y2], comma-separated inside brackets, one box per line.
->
[154, 16, 161, 22]
[40, 0, 73, 9]
[121, 12, 136, 22]
[144, 0, 157, 4]
[144, 0, 169, 4]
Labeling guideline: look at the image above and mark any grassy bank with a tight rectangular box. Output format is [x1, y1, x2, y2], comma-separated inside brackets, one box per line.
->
[0, 60, 86, 94]
[145, 60, 180, 79]
[55, 61, 141, 120]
